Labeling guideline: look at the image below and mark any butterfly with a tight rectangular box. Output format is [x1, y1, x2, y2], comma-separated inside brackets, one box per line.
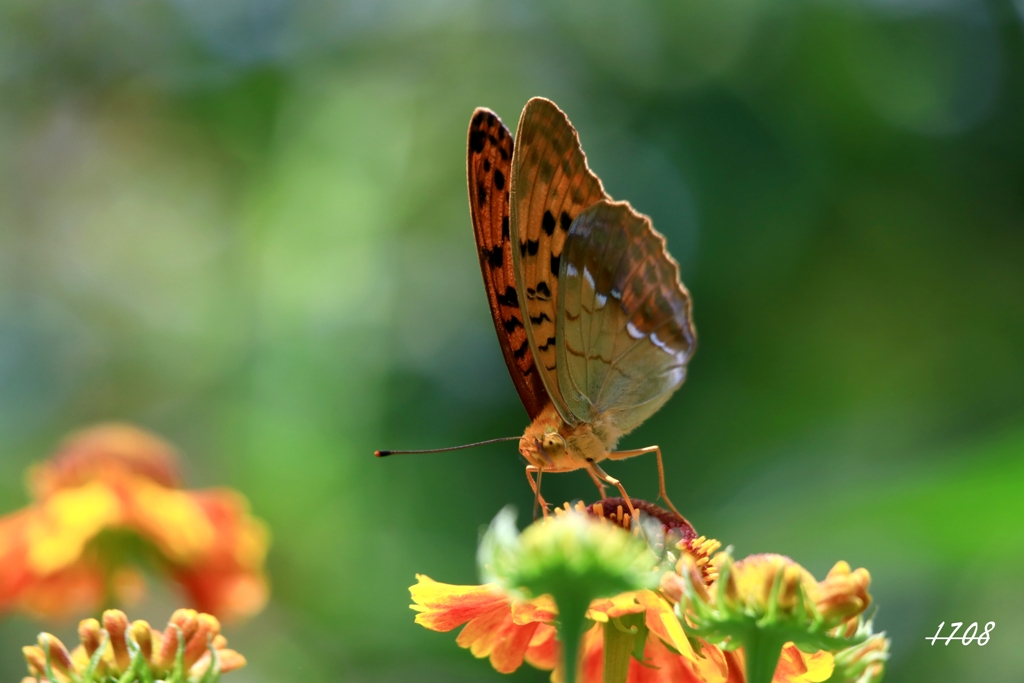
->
[466, 98, 697, 518]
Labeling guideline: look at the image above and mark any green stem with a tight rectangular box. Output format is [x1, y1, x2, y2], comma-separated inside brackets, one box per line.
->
[742, 629, 787, 683]
[602, 615, 644, 683]
[556, 595, 591, 683]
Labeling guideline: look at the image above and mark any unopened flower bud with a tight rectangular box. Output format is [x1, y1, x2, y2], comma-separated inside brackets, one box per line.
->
[130, 620, 153, 661]
[218, 649, 247, 673]
[170, 608, 200, 643]
[189, 647, 248, 679]
[37, 633, 73, 675]
[78, 618, 103, 656]
[20, 607, 246, 683]
[22, 646, 46, 677]
[154, 608, 198, 670]
[184, 613, 221, 668]
[814, 561, 872, 626]
[102, 609, 132, 671]
[676, 552, 876, 683]
[727, 554, 815, 616]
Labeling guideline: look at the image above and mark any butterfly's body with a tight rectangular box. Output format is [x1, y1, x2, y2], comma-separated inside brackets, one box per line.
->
[463, 98, 697, 519]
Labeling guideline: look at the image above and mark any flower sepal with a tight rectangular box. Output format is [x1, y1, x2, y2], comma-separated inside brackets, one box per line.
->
[826, 629, 889, 683]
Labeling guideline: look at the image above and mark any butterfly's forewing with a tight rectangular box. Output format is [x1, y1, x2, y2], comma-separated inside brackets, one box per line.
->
[557, 200, 696, 435]
[510, 98, 608, 423]
[468, 108, 550, 420]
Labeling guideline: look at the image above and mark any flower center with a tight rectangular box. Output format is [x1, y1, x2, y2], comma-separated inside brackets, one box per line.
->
[553, 497, 698, 541]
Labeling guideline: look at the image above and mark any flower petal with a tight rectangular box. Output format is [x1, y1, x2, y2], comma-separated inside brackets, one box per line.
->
[773, 644, 833, 683]
[634, 590, 697, 662]
[454, 603, 541, 673]
[410, 575, 509, 632]
[27, 483, 122, 574]
[524, 623, 559, 671]
[490, 619, 541, 673]
[634, 635, 709, 683]
[511, 594, 558, 625]
[586, 591, 645, 622]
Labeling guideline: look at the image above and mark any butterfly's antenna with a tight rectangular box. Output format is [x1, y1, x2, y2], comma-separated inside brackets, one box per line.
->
[375, 436, 520, 457]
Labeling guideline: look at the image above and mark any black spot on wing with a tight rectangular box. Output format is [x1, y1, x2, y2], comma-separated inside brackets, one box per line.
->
[535, 281, 551, 300]
[487, 112, 496, 126]
[497, 286, 519, 308]
[513, 339, 530, 359]
[499, 146, 509, 161]
[470, 130, 486, 153]
[530, 312, 552, 324]
[560, 211, 572, 232]
[494, 170, 505, 190]
[483, 159, 490, 172]
[550, 254, 560, 276]
[542, 211, 556, 236]
[485, 245, 503, 268]
[502, 216, 509, 239]
[538, 337, 556, 352]
[472, 111, 486, 127]
[478, 182, 487, 205]
[520, 239, 540, 256]
[503, 316, 523, 332]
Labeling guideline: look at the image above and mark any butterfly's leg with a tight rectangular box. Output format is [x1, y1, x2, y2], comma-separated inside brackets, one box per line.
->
[585, 466, 609, 500]
[525, 466, 550, 519]
[585, 460, 636, 520]
[607, 446, 687, 523]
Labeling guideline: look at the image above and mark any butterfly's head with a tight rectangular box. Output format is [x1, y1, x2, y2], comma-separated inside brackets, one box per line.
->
[519, 421, 567, 466]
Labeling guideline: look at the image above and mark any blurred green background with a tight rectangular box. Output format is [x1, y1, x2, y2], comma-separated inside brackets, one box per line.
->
[1, 0, 1023, 681]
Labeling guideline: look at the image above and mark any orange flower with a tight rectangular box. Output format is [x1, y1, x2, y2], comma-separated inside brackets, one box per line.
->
[21, 607, 246, 682]
[0, 423, 270, 621]
[411, 500, 834, 683]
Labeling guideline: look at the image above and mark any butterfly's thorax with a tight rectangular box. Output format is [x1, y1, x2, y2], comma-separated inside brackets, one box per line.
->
[519, 403, 619, 470]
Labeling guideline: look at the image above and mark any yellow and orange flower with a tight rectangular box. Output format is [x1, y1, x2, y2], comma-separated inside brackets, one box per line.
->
[412, 499, 885, 683]
[21, 607, 246, 683]
[415, 497, 839, 683]
[0, 423, 270, 621]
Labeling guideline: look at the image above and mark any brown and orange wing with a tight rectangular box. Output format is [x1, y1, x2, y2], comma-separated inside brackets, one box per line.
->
[509, 98, 609, 423]
[467, 108, 550, 420]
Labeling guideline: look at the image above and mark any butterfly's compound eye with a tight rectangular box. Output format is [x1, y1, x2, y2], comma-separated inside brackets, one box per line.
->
[540, 432, 567, 456]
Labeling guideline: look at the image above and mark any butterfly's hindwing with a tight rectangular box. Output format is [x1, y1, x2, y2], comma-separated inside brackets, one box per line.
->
[468, 108, 549, 420]
[510, 98, 608, 423]
[556, 200, 696, 435]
